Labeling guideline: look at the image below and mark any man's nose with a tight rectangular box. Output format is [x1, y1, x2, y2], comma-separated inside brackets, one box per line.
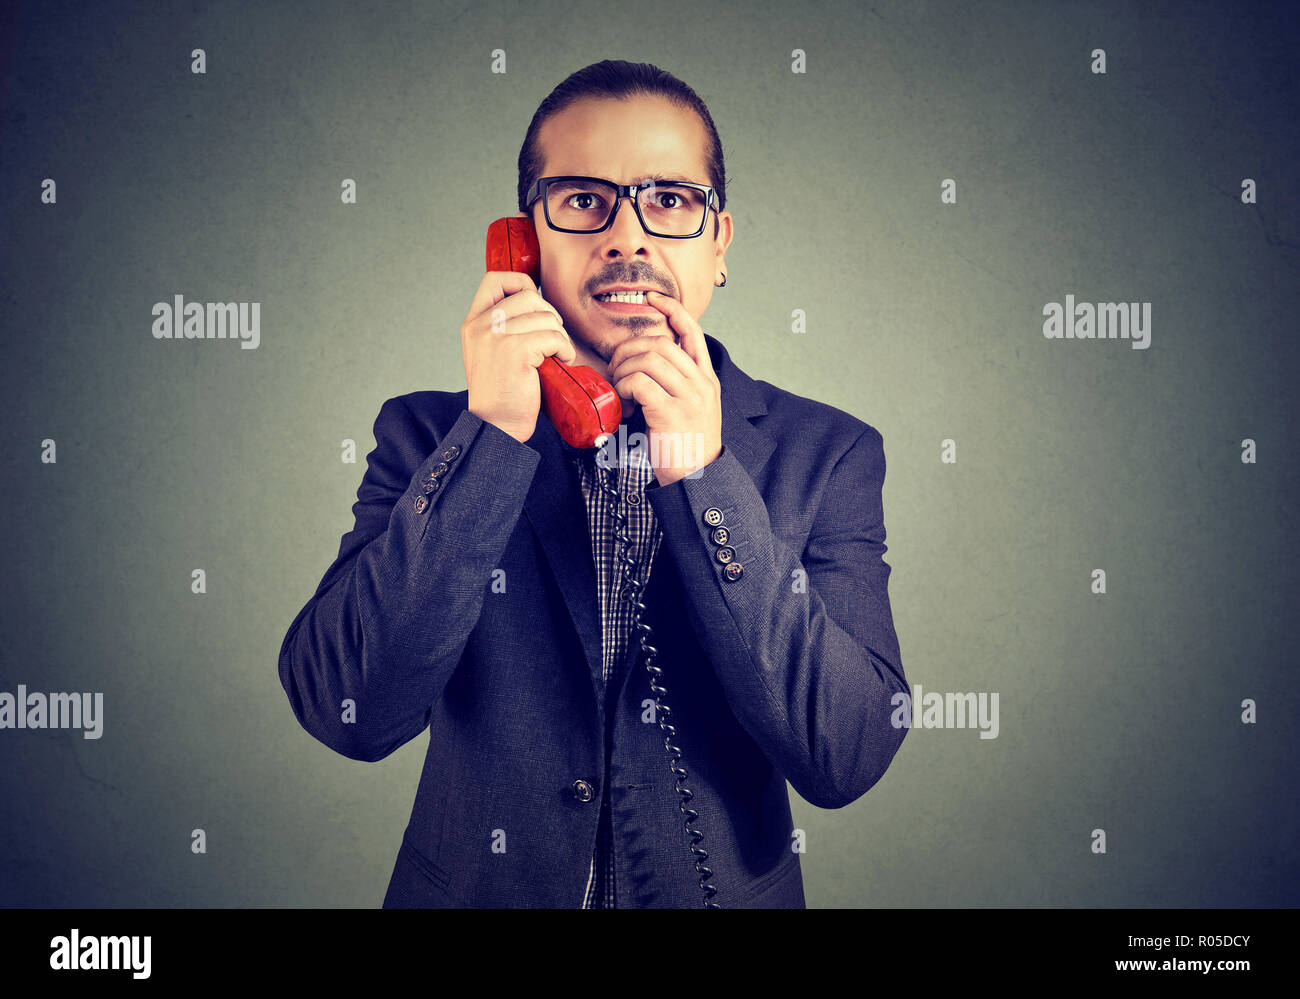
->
[604, 193, 652, 249]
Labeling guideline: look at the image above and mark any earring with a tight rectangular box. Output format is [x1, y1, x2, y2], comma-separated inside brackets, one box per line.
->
[716, 273, 726, 288]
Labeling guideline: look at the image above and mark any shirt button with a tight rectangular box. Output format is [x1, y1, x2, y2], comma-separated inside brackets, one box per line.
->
[413, 496, 429, 514]
[440, 445, 461, 461]
[715, 546, 736, 564]
[572, 779, 595, 802]
[703, 507, 724, 527]
[723, 562, 743, 582]
[710, 526, 729, 545]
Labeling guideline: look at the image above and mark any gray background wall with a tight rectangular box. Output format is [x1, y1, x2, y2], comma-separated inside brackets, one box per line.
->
[1, 0, 1296, 907]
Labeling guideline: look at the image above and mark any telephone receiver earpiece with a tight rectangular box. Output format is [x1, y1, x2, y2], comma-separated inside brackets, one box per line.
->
[483, 214, 722, 907]
[485, 217, 621, 450]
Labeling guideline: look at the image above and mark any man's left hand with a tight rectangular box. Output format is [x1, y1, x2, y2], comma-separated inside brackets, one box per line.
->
[606, 290, 723, 487]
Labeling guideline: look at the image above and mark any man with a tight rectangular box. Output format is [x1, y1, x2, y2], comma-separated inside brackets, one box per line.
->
[278, 60, 908, 909]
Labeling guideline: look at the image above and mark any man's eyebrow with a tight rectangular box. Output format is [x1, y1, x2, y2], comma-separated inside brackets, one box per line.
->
[555, 172, 705, 185]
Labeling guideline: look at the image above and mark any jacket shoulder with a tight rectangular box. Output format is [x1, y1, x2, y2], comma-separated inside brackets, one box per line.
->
[355, 389, 472, 478]
[372, 388, 469, 440]
[749, 377, 884, 457]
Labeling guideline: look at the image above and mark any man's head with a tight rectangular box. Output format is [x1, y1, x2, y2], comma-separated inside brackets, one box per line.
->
[515, 60, 733, 369]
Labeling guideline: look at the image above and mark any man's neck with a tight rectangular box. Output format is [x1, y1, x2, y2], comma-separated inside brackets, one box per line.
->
[571, 339, 607, 378]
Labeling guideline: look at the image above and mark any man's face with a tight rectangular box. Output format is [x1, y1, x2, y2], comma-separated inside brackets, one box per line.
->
[519, 94, 733, 371]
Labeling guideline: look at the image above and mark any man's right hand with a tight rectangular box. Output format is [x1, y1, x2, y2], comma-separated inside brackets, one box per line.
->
[461, 271, 577, 444]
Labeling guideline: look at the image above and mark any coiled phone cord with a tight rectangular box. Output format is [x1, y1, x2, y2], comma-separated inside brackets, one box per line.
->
[594, 457, 721, 909]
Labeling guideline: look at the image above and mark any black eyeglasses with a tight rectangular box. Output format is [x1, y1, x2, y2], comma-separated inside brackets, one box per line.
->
[524, 176, 720, 238]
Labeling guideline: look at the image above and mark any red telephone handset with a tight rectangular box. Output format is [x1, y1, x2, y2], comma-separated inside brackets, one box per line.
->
[485, 217, 622, 450]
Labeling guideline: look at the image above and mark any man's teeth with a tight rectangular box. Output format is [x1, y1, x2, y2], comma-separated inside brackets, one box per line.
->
[597, 291, 647, 303]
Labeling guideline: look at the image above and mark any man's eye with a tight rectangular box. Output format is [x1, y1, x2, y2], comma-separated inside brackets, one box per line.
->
[567, 193, 604, 211]
[643, 188, 700, 211]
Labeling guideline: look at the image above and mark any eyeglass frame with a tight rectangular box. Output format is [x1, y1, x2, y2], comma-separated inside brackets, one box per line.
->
[524, 175, 722, 239]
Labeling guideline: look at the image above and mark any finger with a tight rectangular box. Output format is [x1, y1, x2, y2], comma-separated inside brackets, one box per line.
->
[500, 313, 568, 341]
[481, 305, 566, 341]
[471, 291, 564, 345]
[643, 291, 709, 370]
[609, 339, 695, 389]
[609, 350, 691, 398]
[466, 270, 537, 326]
[519, 328, 577, 367]
[612, 370, 672, 409]
[483, 291, 564, 330]
[609, 327, 693, 371]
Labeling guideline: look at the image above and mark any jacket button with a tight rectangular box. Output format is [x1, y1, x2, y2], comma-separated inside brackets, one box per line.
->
[710, 526, 729, 545]
[715, 546, 735, 564]
[723, 562, 743, 582]
[703, 507, 724, 527]
[421, 481, 438, 494]
[414, 496, 429, 514]
[429, 461, 450, 479]
[440, 445, 461, 461]
[572, 779, 595, 802]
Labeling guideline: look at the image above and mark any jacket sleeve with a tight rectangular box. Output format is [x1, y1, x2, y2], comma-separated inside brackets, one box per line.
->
[278, 397, 540, 762]
[644, 425, 907, 809]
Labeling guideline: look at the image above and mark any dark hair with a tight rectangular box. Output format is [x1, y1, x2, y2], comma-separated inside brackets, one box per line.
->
[517, 60, 727, 239]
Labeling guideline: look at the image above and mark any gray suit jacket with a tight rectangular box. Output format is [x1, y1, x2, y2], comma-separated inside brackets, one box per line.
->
[278, 333, 908, 907]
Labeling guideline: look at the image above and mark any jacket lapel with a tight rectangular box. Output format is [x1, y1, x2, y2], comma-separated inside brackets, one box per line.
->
[522, 333, 773, 708]
[520, 414, 604, 704]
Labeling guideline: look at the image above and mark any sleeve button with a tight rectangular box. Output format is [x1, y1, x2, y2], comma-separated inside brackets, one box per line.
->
[723, 562, 743, 581]
[710, 526, 729, 545]
[703, 507, 724, 527]
[715, 546, 736, 564]
[440, 444, 461, 461]
[414, 496, 429, 514]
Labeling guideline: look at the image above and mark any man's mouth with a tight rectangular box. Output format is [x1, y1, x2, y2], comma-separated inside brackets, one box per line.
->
[594, 290, 651, 304]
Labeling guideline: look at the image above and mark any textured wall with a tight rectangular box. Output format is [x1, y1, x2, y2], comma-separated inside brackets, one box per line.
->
[0, 0, 1296, 908]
